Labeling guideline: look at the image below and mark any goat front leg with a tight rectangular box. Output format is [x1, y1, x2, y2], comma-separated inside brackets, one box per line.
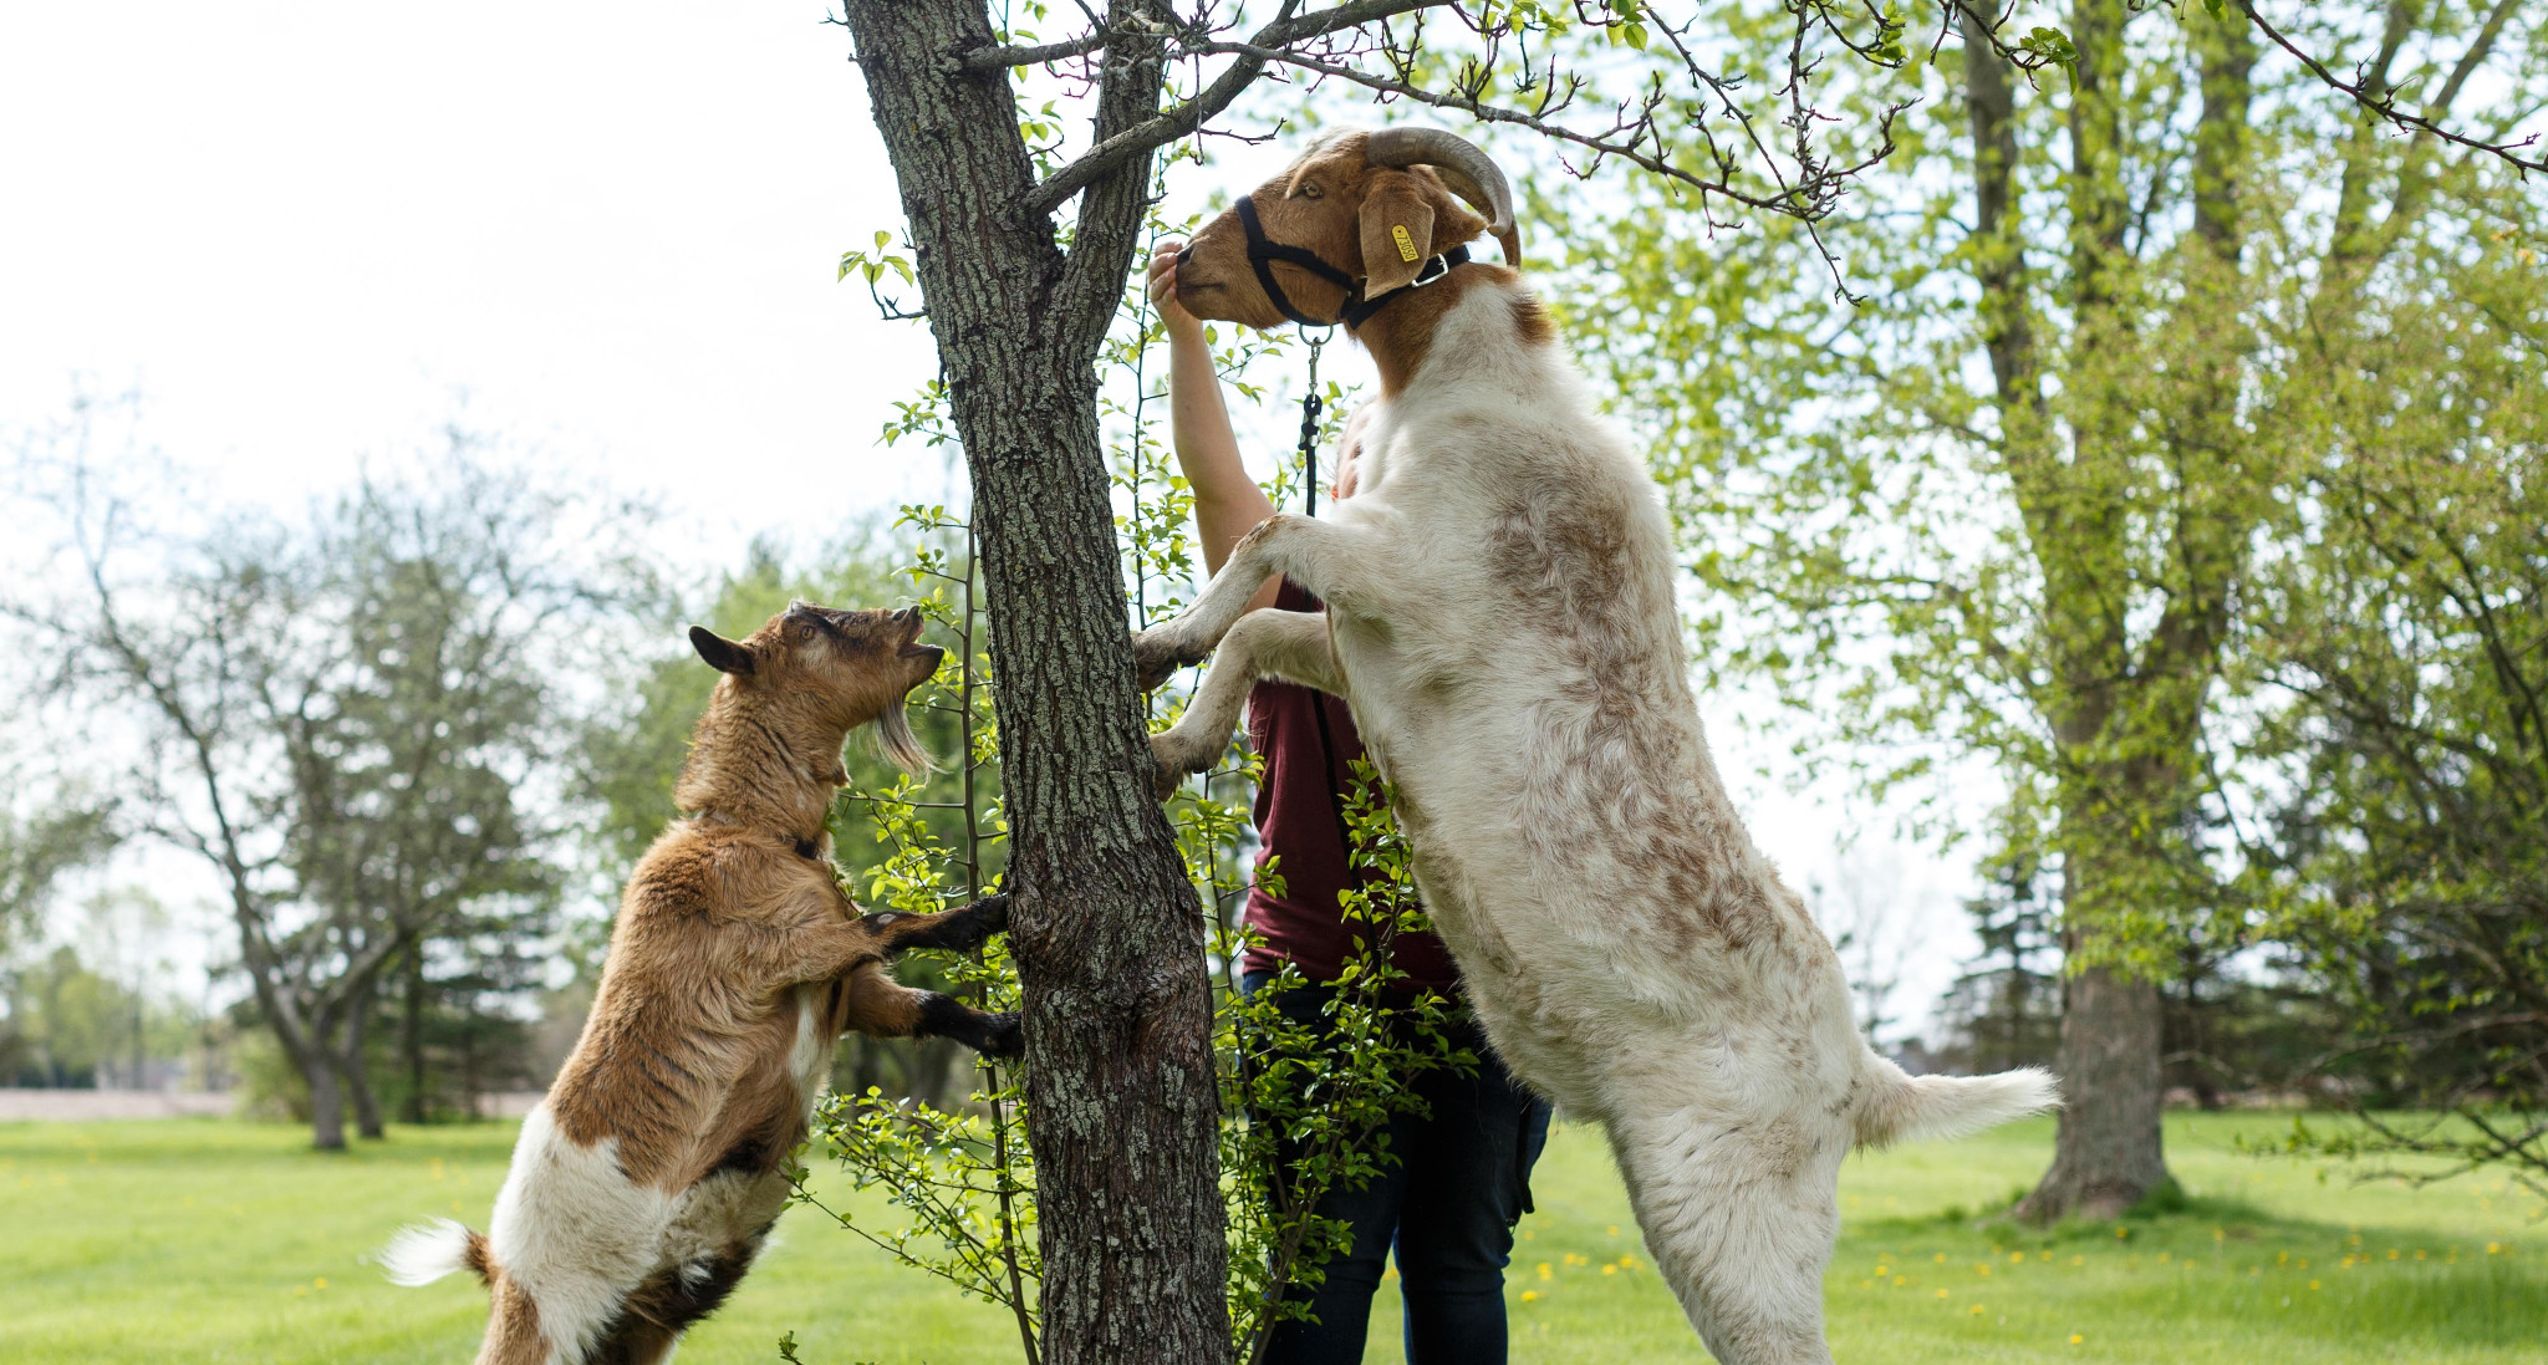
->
[861, 892, 1009, 957]
[1132, 512, 1393, 691]
[1150, 608, 1343, 800]
[837, 960, 1023, 1058]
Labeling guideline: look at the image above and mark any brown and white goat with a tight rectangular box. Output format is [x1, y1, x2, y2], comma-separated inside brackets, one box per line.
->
[382, 603, 1018, 1365]
[1138, 128, 2056, 1365]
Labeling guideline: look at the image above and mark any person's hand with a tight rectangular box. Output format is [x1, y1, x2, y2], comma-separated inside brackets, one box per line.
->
[1148, 240, 1203, 343]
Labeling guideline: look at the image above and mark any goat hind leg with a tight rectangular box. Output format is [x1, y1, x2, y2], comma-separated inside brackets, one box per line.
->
[1609, 1119, 1840, 1365]
[1149, 608, 1341, 798]
[1132, 514, 1387, 689]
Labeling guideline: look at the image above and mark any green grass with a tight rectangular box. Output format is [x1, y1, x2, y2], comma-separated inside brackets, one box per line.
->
[2, 1111, 2541, 1362]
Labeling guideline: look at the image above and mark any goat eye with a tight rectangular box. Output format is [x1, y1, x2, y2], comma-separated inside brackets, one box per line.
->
[1297, 181, 1324, 200]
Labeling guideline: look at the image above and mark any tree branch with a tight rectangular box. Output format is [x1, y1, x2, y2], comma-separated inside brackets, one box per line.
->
[2235, 0, 2546, 175]
[1018, 0, 1446, 222]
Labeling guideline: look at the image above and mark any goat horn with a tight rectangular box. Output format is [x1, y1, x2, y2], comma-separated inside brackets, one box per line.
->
[1365, 126, 1521, 267]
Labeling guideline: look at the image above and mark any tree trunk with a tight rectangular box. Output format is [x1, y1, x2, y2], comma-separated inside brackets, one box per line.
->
[2016, 959, 2168, 1221]
[842, 6, 1230, 1361]
[400, 946, 428, 1124]
[344, 999, 386, 1140]
[309, 1053, 348, 1152]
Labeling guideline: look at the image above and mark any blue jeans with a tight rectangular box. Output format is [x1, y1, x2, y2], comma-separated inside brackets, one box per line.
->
[1243, 971, 1554, 1365]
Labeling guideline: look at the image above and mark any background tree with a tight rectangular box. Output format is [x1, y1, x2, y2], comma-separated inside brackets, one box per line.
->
[2236, 202, 2548, 1187]
[1562, 0, 2543, 1219]
[8, 416, 655, 1147]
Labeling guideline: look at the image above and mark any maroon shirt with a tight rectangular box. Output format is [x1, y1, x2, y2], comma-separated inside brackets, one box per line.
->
[1239, 581, 1460, 992]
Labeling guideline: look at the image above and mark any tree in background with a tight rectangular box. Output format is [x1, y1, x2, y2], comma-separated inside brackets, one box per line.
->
[0, 772, 119, 1078]
[2236, 206, 2548, 1188]
[1564, 0, 2542, 1219]
[8, 412, 656, 1147]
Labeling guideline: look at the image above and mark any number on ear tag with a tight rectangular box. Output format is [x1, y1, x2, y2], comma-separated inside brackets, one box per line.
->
[1390, 224, 1420, 262]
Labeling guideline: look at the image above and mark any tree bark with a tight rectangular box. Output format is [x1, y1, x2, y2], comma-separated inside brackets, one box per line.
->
[308, 1053, 348, 1152]
[400, 945, 428, 1124]
[344, 999, 386, 1140]
[842, 5, 1230, 1360]
[2018, 952, 2168, 1221]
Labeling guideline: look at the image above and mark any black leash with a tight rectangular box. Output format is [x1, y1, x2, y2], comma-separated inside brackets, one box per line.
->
[1298, 329, 1327, 516]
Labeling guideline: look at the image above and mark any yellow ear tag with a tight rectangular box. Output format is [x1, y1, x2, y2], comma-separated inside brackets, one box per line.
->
[1390, 224, 1421, 262]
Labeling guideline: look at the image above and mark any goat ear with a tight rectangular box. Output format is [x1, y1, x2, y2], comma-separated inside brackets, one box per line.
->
[689, 626, 755, 677]
[1357, 172, 1440, 297]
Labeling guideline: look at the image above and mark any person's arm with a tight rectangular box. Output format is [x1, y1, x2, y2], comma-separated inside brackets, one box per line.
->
[1150, 241, 1283, 613]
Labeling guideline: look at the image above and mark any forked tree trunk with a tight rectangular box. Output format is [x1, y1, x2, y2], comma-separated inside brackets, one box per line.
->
[842, 5, 1230, 1361]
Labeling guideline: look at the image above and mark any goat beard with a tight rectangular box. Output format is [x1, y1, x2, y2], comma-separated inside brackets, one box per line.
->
[870, 698, 934, 777]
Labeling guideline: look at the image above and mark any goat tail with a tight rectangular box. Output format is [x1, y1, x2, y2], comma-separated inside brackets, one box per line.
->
[379, 1217, 496, 1290]
[1852, 1051, 2060, 1150]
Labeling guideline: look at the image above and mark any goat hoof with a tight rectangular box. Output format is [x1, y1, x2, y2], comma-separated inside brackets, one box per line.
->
[980, 1011, 1024, 1060]
[864, 911, 906, 932]
[1147, 733, 1199, 801]
[971, 892, 1011, 935]
[1130, 626, 1203, 692]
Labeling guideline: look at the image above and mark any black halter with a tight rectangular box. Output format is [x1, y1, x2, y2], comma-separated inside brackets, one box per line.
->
[1235, 195, 1472, 331]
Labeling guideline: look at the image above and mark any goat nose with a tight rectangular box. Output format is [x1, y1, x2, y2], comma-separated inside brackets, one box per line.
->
[1175, 242, 1194, 266]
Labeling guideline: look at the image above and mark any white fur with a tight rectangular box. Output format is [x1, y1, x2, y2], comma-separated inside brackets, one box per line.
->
[490, 1104, 674, 1362]
[422, 995, 834, 1364]
[377, 1218, 475, 1288]
[1146, 281, 2059, 1363]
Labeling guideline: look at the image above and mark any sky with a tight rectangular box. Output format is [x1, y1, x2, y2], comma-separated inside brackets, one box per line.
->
[1, 3, 1982, 1043]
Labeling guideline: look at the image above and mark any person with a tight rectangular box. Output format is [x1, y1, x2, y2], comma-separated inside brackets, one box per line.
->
[1148, 239, 1554, 1364]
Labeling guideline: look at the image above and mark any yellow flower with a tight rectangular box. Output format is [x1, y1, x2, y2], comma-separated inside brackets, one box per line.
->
[313, 1277, 328, 1290]
[2069, 1333, 2085, 1346]
[2009, 1251, 2026, 1264]
[2308, 1279, 2321, 1291]
[1521, 1290, 1540, 1304]
[2115, 1226, 2129, 1240]
[1936, 1289, 1950, 1300]
[1603, 1265, 1618, 1276]
[2486, 1242, 2503, 1255]
[1893, 1276, 1909, 1287]
[2386, 1248, 2400, 1261]
[1536, 1262, 1553, 1282]
[1934, 1253, 1948, 1264]
[1970, 1304, 1986, 1316]
[1606, 1225, 1621, 1238]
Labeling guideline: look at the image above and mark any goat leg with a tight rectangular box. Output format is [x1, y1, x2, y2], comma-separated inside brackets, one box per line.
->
[1131, 513, 1392, 693]
[837, 960, 1022, 1058]
[1151, 608, 1343, 800]
[862, 892, 1010, 958]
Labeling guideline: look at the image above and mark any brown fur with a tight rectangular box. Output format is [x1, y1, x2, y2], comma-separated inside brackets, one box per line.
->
[437, 603, 1018, 1364]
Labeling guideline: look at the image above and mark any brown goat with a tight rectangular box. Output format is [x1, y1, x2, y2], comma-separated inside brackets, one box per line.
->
[383, 603, 1018, 1365]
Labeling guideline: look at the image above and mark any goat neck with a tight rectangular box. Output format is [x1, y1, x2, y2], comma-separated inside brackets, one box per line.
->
[672, 687, 849, 852]
[1349, 262, 1555, 398]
